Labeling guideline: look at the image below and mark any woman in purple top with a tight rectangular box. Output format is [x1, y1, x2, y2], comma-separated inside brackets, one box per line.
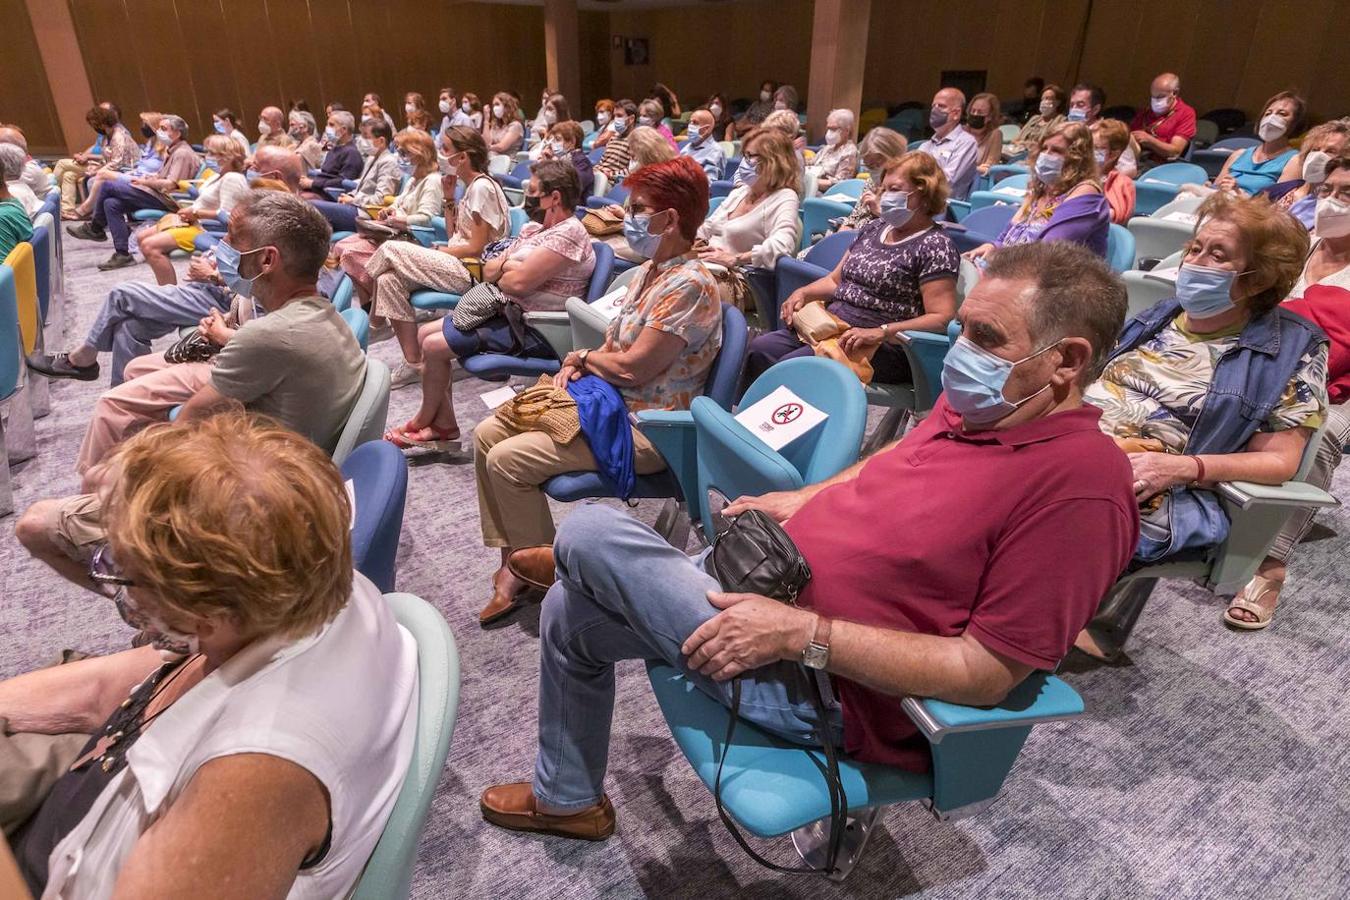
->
[966, 121, 1110, 261]
[746, 151, 959, 385]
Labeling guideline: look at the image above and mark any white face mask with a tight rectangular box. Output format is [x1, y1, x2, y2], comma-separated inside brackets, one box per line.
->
[257, 121, 271, 136]
[461, 100, 472, 113]
[628, 160, 640, 174]
[1258, 113, 1289, 142]
[1039, 100, 1056, 117]
[405, 103, 415, 114]
[596, 111, 611, 125]
[825, 128, 842, 147]
[492, 103, 505, 119]
[1315, 195, 1350, 238]
[710, 103, 723, 118]
[439, 99, 451, 114]
[1150, 95, 1171, 115]
[760, 90, 772, 102]
[773, 100, 788, 111]
[544, 109, 557, 125]
[1303, 150, 1332, 186]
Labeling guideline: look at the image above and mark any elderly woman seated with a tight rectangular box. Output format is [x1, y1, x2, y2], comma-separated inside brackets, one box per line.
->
[1268, 118, 1350, 228]
[1213, 92, 1304, 196]
[1004, 83, 1066, 158]
[746, 150, 959, 384]
[1093, 118, 1136, 223]
[385, 158, 595, 447]
[0, 413, 417, 898]
[830, 126, 908, 234]
[360, 126, 512, 384]
[131, 134, 249, 286]
[812, 108, 860, 193]
[697, 127, 802, 280]
[472, 156, 722, 626]
[637, 99, 677, 151]
[966, 121, 1110, 262]
[1084, 194, 1327, 613]
[288, 109, 325, 169]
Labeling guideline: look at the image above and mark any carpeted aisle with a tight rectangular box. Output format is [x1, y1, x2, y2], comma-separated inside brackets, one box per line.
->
[1, 240, 1348, 898]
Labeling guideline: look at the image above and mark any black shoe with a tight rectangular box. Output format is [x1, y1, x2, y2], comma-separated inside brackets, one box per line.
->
[26, 352, 100, 381]
[97, 252, 136, 271]
[66, 222, 107, 242]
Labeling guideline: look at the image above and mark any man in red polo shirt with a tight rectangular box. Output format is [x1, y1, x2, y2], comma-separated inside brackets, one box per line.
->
[478, 242, 1139, 842]
[1131, 72, 1197, 166]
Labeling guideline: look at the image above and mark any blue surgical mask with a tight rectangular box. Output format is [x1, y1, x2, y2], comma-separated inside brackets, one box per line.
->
[213, 239, 268, 299]
[1094, 149, 1107, 168]
[1174, 263, 1242, 317]
[323, 127, 337, 144]
[612, 117, 629, 135]
[623, 213, 662, 258]
[941, 336, 1060, 426]
[639, 115, 656, 127]
[879, 190, 913, 228]
[738, 156, 758, 186]
[1035, 152, 1064, 183]
[156, 129, 172, 145]
[929, 106, 948, 130]
[686, 126, 705, 145]
[1067, 107, 1088, 122]
[397, 155, 414, 175]
[203, 156, 221, 172]
[213, 120, 228, 134]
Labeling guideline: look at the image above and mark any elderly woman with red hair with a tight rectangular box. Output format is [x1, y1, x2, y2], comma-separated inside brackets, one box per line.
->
[473, 155, 725, 626]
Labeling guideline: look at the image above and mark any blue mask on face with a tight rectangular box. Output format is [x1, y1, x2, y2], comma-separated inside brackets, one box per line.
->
[1067, 107, 1088, 122]
[213, 120, 228, 134]
[941, 336, 1059, 426]
[213, 239, 267, 299]
[323, 127, 337, 144]
[1174, 263, 1241, 317]
[623, 213, 663, 259]
[203, 157, 220, 172]
[737, 156, 758, 186]
[1034, 152, 1064, 183]
[397, 154, 414, 176]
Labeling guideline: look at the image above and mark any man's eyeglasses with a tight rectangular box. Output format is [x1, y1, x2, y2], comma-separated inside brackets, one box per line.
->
[89, 543, 135, 599]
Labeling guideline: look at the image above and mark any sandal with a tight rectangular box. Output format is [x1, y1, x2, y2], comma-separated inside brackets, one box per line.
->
[1223, 575, 1282, 631]
[383, 420, 460, 452]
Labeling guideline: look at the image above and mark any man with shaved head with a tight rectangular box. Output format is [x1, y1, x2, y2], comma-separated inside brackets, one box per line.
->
[0, 125, 52, 196]
[915, 86, 979, 200]
[1130, 72, 1197, 167]
[678, 107, 725, 181]
[255, 105, 293, 150]
[251, 144, 304, 194]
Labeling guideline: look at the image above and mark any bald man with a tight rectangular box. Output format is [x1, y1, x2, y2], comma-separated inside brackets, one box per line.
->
[679, 108, 725, 181]
[915, 87, 979, 200]
[255, 106, 294, 150]
[1129, 72, 1197, 166]
[252, 145, 304, 193]
[0, 125, 52, 196]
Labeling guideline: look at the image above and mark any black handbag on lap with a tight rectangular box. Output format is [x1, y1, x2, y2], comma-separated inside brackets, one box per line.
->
[705, 507, 847, 876]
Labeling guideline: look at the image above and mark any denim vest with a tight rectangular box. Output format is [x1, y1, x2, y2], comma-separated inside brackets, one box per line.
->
[1109, 298, 1328, 562]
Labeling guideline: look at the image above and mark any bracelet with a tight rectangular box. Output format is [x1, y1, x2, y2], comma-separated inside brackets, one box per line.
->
[1190, 455, 1206, 485]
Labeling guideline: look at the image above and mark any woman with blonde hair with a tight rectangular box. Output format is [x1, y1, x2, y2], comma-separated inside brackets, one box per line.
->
[132, 133, 249, 285]
[967, 120, 1109, 260]
[697, 127, 801, 270]
[485, 91, 524, 160]
[965, 92, 1003, 175]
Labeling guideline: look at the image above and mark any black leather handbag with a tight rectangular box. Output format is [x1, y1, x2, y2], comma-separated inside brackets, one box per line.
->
[705, 508, 847, 876]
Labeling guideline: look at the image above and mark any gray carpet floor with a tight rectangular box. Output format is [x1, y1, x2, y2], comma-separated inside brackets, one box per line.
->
[2, 238, 1348, 898]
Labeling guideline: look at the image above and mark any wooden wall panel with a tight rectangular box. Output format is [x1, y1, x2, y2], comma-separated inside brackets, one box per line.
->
[0, 1, 64, 153]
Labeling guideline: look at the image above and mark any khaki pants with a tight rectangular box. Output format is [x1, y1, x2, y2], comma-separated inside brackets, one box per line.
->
[52, 158, 89, 213]
[473, 415, 668, 549]
[75, 353, 212, 485]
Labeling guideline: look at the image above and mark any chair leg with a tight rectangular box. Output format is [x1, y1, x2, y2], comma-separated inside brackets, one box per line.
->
[1082, 576, 1158, 660]
[0, 417, 14, 517]
[29, 373, 50, 419]
[790, 806, 881, 882]
[862, 406, 911, 456]
[1, 388, 36, 464]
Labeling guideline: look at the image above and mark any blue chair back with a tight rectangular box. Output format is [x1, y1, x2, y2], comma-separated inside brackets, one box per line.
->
[0, 266, 19, 401]
[1137, 162, 1208, 187]
[691, 356, 866, 538]
[340, 441, 408, 593]
[704, 303, 749, 410]
[1106, 223, 1135, 273]
[341, 306, 370, 350]
[799, 198, 853, 251]
[509, 206, 529, 237]
[823, 178, 866, 200]
[351, 592, 460, 900]
[804, 229, 858, 270]
[586, 241, 616, 301]
[709, 179, 734, 198]
[723, 155, 741, 180]
[949, 203, 1015, 253]
[1211, 136, 1260, 151]
[332, 274, 355, 312]
[993, 172, 1030, 191]
[587, 146, 605, 164]
[31, 223, 52, 321]
[707, 195, 726, 217]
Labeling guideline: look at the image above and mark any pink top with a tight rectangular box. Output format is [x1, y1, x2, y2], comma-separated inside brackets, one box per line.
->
[510, 217, 596, 311]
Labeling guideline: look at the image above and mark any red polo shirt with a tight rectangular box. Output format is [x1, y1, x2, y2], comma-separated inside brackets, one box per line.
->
[1130, 99, 1198, 160]
[783, 397, 1138, 770]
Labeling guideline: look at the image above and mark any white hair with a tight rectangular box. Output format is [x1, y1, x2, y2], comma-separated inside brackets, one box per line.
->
[330, 111, 356, 134]
[827, 108, 856, 138]
[0, 144, 25, 180]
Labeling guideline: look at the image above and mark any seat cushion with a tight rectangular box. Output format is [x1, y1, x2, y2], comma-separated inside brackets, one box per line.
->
[131, 208, 168, 222]
[461, 354, 560, 382]
[544, 469, 679, 502]
[646, 664, 931, 838]
[410, 290, 459, 311]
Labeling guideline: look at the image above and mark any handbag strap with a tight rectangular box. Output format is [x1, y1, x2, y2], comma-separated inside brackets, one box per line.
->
[713, 675, 848, 875]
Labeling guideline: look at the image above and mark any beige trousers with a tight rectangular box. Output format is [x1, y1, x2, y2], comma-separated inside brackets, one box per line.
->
[365, 241, 472, 322]
[473, 415, 668, 549]
[75, 353, 213, 485]
[52, 158, 88, 213]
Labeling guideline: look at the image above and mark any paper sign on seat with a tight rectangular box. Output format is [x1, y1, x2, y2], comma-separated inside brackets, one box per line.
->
[733, 385, 828, 452]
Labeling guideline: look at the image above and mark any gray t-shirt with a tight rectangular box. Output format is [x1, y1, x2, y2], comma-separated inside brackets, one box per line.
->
[211, 295, 366, 453]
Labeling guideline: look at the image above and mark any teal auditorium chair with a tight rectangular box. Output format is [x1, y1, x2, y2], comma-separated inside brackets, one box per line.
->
[799, 198, 853, 252]
[820, 178, 867, 201]
[331, 273, 356, 311]
[773, 230, 858, 328]
[0, 264, 36, 515]
[1106, 223, 1135, 273]
[646, 666, 1083, 879]
[1126, 216, 1192, 269]
[1190, 135, 1260, 179]
[945, 203, 1016, 254]
[687, 356, 867, 539]
[341, 441, 408, 593]
[543, 303, 749, 543]
[351, 591, 460, 900]
[330, 357, 392, 467]
[1084, 419, 1340, 660]
[967, 172, 1029, 213]
[1132, 162, 1208, 216]
[341, 306, 371, 350]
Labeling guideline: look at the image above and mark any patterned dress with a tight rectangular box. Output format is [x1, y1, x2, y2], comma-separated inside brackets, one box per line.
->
[603, 255, 722, 412]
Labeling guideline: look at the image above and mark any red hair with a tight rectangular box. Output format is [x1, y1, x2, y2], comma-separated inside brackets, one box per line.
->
[623, 155, 709, 241]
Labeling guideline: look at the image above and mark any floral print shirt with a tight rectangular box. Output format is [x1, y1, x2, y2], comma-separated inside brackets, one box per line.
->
[603, 254, 722, 412]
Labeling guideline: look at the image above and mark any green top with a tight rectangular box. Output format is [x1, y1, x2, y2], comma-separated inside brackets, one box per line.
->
[0, 198, 34, 262]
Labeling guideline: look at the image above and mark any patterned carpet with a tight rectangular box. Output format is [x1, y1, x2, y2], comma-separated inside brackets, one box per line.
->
[2, 239, 1348, 898]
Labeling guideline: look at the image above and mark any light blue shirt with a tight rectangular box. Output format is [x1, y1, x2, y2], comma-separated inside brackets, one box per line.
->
[680, 136, 725, 182]
[917, 126, 980, 201]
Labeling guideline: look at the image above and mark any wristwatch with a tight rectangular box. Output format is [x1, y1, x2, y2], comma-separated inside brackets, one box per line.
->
[801, 616, 832, 670]
[577, 349, 591, 370]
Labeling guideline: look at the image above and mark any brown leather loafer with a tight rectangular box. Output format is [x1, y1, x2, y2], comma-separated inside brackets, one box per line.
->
[480, 782, 615, 841]
[479, 583, 523, 627]
[507, 546, 557, 591]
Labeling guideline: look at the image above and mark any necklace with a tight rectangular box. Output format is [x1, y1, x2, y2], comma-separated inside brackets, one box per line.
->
[69, 654, 203, 775]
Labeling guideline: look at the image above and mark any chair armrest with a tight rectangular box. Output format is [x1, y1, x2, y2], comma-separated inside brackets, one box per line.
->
[341, 179, 358, 190]
[566, 296, 610, 351]
[523, 310, 573, 358]
[946, 200, 971, 222]
[634, 410, 697, 506]
[772, 258, 829, 321]
[901, 673, 1084, 744]
[898, 330, 952, 412]
[1216, 480, 1340, 510]
[408, 226, 436, 248]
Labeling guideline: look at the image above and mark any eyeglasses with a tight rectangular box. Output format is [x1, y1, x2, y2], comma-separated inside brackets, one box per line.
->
[89, 543, 135, 599]
[1315, 183, 1350, 202]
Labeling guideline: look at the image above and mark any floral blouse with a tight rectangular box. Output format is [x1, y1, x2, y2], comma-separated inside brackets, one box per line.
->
[509, 217, 595, 311]
[603, 255, 722, 412]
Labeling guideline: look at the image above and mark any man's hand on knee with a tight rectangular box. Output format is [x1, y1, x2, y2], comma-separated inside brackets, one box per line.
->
[681, 591, 817, 682]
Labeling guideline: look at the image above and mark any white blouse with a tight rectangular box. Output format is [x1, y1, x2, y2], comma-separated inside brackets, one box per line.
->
[697, 185, 801, 269]
[191, 170, 249, 216]
[40, 574, 418, 900]
[394, 171, 445, 226]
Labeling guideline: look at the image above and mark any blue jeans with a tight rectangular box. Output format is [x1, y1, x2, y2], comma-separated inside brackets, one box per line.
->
[90, 180, 172, 253]
[309, 199, 359, 233]
[83, 280, 232, 384]
[533, 504, 844, 811]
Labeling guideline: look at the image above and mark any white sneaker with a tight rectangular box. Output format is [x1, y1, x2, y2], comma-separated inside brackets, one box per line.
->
[390, 361, 423, 389]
